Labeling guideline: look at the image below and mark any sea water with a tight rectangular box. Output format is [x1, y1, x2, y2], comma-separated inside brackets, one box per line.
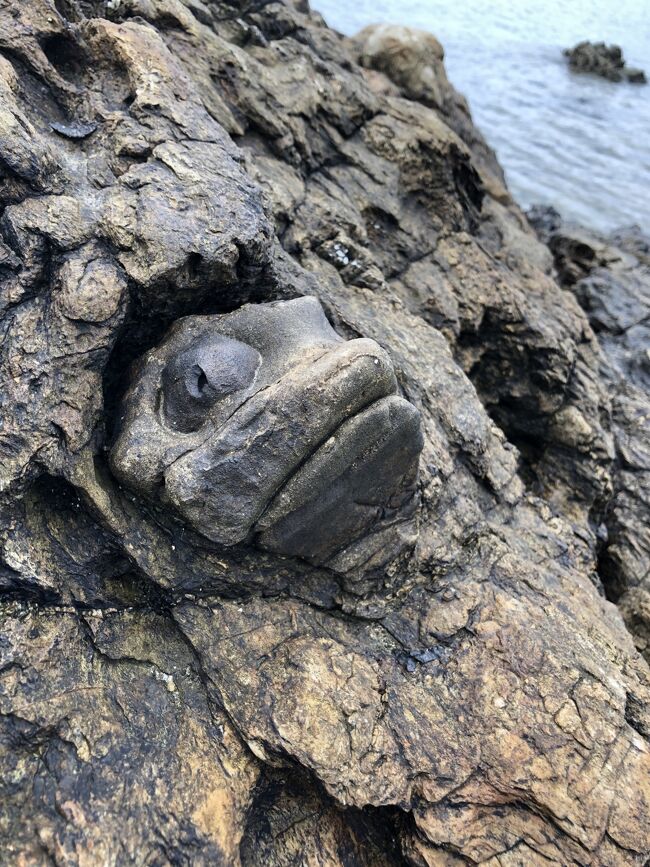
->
[313, 0, 650, 233]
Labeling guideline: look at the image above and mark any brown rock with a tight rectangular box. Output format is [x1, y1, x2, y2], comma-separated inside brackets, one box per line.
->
[0, 1, 649, 864]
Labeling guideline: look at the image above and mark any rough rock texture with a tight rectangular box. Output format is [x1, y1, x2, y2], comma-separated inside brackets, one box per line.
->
[529, 207, 650, 666]
[348, 24, 507, 190]
[1, 2, 649, 865]
[563, 41, 647, 84]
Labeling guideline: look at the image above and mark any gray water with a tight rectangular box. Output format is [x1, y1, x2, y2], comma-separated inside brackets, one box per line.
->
[313, 0, 650, 233]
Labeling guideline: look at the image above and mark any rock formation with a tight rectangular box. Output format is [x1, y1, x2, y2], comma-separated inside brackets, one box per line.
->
[529, 206, 650, 666]
[1, 3, 649, 865]
[349, 24, 506, 191]
[563, 41, 647, 84]
[110, 296, 424, 575]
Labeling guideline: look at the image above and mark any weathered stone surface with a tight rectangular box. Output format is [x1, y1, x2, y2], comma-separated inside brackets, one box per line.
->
[348, 24, 506, 190]
[110, 296, 424, 575]
[529, 208, 650, 666]
[0, 602, 259, 865]
[0, 1, 649, 863]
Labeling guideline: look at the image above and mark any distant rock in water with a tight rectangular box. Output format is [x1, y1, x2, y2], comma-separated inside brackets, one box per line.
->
[563, 41, 646, 83]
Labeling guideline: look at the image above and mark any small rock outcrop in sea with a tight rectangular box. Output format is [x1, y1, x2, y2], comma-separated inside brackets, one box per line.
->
[563, 40, 647, 83]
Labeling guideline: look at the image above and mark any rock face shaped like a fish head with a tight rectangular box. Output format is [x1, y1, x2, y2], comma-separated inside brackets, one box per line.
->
[110, 297, 424, 575]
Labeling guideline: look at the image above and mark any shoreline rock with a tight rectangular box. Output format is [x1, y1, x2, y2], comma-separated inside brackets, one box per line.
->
[563, 40, 647, 83]
[1, 3, 650, 864]
[348, 23, 509, 195]
[529, 204, 650, 657]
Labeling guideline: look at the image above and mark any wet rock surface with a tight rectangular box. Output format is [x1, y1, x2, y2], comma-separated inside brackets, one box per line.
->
[0, 2, 649, 864]
[563, 41, 647, 84]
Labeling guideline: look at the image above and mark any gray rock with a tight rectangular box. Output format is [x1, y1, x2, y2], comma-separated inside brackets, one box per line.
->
[110, 297, 423, 573]
[50, 120, 98, 139]
[529, 212, 650, 646]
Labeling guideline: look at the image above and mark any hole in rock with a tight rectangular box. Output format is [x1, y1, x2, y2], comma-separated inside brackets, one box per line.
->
[240, 766, 408, 867]
[596, 540, 625, 603]
[186, 252, 203, 281]
[41, 33, 86, 83]
[196, 367, 208, 393]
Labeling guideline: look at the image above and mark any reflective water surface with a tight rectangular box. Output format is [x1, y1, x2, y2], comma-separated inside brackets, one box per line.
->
[314, 0, 650, 232]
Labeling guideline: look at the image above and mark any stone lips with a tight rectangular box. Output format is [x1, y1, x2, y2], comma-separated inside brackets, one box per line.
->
[256, 394, 423, 563]
[110, 296, 424, 568]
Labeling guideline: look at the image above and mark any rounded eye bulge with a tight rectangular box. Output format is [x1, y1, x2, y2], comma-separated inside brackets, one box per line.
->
[161, 334, 261, 433]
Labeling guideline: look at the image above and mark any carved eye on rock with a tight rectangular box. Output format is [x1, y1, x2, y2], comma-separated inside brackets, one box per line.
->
[161, 334, 261, 432]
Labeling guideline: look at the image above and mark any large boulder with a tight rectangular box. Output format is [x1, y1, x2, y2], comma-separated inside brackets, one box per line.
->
[1, 1, 649, 864]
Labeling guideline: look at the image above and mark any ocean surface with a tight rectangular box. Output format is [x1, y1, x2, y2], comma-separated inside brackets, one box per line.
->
[313, 0, 650, 233]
